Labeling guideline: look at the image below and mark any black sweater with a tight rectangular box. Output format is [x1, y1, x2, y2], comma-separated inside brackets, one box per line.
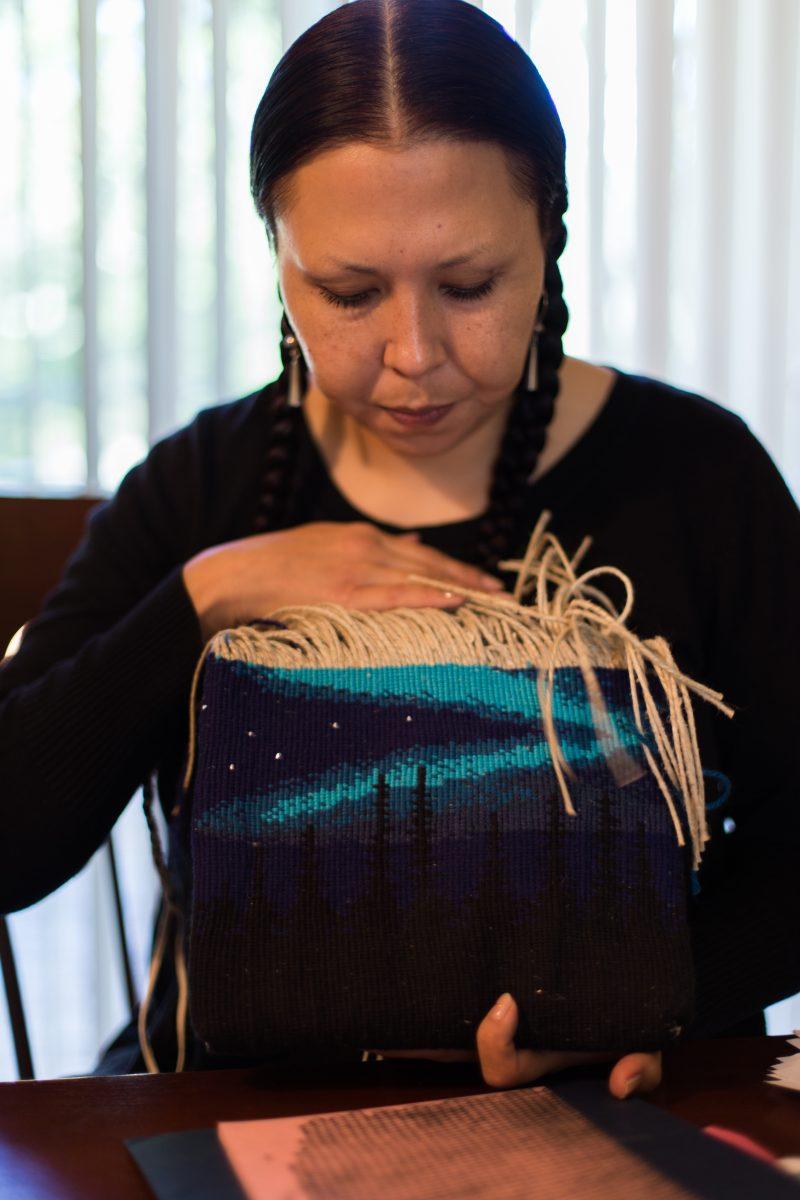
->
[2, 367, 799, 1071]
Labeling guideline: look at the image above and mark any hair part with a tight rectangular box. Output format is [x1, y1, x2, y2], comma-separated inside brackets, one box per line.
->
[251, 0, 566, 251]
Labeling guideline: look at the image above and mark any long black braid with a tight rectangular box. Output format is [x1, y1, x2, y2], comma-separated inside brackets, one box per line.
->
[251, 311, 309, 536]
[473, 216, 569, 575]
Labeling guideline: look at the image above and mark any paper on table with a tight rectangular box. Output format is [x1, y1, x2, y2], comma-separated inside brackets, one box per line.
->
[765, 1032, 800, 1093]
[217, 1085, 697, 1200]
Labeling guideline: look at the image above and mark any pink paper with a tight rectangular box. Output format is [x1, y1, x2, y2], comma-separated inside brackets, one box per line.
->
[217, 1085, 694, 1199]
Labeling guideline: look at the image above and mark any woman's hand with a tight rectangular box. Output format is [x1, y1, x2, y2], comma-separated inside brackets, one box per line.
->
[365, 993, 662, 1099]
[475, 993, 662, 1097]
[182, 521, 507, 640]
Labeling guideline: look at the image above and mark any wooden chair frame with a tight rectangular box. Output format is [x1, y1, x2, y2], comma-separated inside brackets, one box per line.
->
[1, 495, 137, 1079]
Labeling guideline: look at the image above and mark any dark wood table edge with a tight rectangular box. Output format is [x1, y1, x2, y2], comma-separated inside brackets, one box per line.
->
[1, 1036, 800, 1199]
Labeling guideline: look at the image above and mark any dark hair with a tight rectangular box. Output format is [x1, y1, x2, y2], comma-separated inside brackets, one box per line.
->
[250, 0, 569, 576]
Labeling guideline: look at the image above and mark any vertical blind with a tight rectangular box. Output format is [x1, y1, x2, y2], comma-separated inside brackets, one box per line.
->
[1, 0, 798, 499]
[1, 0, 799, 1079]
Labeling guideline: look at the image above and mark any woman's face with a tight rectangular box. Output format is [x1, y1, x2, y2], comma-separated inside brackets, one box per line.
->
[275, 139, 546, 457]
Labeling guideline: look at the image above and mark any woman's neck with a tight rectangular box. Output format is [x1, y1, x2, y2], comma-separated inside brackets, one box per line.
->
[300, 356, 617, 528]
[302, 382, 514, 525]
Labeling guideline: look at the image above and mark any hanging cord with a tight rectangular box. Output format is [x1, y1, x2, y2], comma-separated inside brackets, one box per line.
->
[138, 774, 188, 1074]
[490, 512, 734, 863]
[182, 637, 219, 794]
[498, 512, 734, 862]
[137, 635, 221, 1072]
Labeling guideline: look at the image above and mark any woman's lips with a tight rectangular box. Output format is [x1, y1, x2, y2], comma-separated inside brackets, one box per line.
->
[380, 403, 454, 427]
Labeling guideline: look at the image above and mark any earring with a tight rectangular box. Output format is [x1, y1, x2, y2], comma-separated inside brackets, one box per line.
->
[525, 292, 549, 392]
[280, 312, 303, 408]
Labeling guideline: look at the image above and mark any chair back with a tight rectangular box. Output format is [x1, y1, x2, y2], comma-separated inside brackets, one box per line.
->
[0, 493, 138, 1080]
[0, 494, 101, 655]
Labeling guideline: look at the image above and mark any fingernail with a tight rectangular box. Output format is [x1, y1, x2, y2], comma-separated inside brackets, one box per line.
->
[483, 576, 504, 589]
[492, 992, 512, 1021]
[622, 1074, 642, 1098]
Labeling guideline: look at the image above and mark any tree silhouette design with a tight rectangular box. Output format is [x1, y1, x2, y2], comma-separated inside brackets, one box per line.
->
[190, 747, 693, 1057]
[463, 805, 507, 1013]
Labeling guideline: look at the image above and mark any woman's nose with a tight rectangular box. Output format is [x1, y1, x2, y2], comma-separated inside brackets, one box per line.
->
[381, 290, 446, 379]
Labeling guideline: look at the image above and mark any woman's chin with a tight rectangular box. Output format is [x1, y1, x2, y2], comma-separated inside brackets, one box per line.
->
[367, 402, 469, 446]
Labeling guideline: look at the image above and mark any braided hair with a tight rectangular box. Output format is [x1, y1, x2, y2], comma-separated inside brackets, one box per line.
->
[251, 312, 306, 535]
[473, 220, 568, 574]
[249, 0, 570, 575]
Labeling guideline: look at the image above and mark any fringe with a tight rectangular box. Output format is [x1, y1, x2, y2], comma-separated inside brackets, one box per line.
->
[137, 774, 188, 1075]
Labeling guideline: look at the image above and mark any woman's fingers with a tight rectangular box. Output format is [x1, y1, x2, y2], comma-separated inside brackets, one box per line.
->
[369, 998, 662, 1097]
[382, 530, 506, 594]
[347, 580, 467, 611]
[607, 1051, 662, 1098]
[475, 994, 613, 1089]
[476, 992, 527, 1087]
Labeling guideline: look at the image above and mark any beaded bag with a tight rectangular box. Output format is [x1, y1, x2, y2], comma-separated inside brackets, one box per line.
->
[139, 513, 732, 1071]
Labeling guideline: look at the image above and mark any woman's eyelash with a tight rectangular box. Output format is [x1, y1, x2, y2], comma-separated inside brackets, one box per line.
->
[319, 278, 497, 309]
[445, 278, 497, 302]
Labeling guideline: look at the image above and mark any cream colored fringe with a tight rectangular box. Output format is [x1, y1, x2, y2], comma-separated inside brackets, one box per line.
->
[142, 510, 734, 1073]
[138, 776, 189, 1074]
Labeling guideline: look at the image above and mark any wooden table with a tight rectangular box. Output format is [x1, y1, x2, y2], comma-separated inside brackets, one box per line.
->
[1, 1037, 799, 1199]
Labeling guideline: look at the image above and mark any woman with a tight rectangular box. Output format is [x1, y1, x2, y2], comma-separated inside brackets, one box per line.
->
[1, 0, 798, 1092]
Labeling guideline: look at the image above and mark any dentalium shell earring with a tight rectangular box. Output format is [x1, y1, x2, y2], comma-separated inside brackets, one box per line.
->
[280, 311, 303, 408]
[525, 291, 549, 393]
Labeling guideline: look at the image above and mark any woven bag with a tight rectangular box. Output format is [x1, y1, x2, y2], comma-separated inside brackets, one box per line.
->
[139, 513, 732, 1071]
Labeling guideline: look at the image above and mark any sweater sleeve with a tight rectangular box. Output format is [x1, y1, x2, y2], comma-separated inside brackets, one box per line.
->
[688, 419, 800, 1033]
[0, 423, 209, 915]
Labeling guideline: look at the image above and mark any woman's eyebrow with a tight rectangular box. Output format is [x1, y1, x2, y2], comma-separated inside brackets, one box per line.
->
[314, 243, 495, 275]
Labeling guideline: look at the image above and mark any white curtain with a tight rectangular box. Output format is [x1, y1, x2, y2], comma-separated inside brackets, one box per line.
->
[2, 0, 799, 1079]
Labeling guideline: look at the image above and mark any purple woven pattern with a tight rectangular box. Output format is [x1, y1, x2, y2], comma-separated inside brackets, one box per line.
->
[187, 655, 693, 1056]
